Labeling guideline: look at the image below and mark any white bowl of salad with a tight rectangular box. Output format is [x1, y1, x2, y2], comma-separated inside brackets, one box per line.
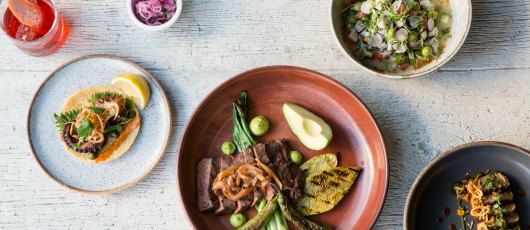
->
[127, 0, 182, 31]
[330, 0, 471, 78]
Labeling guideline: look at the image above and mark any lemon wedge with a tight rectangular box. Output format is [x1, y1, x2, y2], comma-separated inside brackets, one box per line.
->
[111, 74, 151, 110]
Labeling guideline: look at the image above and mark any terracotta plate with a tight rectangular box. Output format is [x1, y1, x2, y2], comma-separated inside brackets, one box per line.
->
[405, 141, 530, 230]
[177, 66, 388, 229]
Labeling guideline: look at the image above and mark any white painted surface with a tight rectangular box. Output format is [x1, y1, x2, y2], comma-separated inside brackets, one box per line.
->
[0, 0, 529, 229]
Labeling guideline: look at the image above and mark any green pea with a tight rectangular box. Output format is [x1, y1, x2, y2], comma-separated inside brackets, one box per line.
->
[408, 31, 419, 42]
[432, 11, 439, 20]
[386, 27, 396, 39]
[346, 14, 357, 24]
[421, 46, 433, 56]
[249, 116, 270, 136]
[230, 213, 247, 228]
[394, 53, 408, 65]
[439, 13, 450, 25]
[410, 2, 420, 10]
[290, 151, 303, 165]
[221, 141, 236, 156]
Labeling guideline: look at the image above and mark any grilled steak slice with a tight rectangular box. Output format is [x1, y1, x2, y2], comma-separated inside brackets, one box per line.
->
[196, 140, 304, 215]
[215, 194, 237, 215]
[232, 148, 259, 214]
[252, 143, 272, 165]
[483, 191, 513, 205]
[197, 158, 220, 212]
[506, 212, 520, 227]
[235, 194, 254, 214]
[264, 140, 304, 199]
[213, 156, 237, 215]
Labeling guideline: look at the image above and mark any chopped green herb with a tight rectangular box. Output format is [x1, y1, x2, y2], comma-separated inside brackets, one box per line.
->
[76, 118, 94, 142]
[87, 92, 121, 103]
[54, 109, 81, 132]
[87, 106, 105, 114]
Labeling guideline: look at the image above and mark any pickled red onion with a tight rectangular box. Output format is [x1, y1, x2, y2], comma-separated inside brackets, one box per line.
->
[134, 0, 176, 26]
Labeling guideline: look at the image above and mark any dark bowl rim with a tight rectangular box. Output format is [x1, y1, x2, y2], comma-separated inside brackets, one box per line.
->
[403, 141, 530, 229]
[175, 65, 389, 229]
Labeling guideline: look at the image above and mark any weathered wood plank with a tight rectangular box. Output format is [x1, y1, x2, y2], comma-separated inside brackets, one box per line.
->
[0, 0, 529, 229]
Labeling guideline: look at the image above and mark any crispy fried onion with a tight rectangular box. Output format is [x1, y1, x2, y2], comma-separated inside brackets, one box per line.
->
[100, 101, 121, 119]
[212, 159, 282, 201]
[72, 108, 107, 144]
[466, 175, 493, 221]
[470, 205, 491, 220]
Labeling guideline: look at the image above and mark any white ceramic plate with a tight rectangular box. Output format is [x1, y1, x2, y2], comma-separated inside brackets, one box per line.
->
[27, 54, 171, 194]
[330, 0, 472, 79]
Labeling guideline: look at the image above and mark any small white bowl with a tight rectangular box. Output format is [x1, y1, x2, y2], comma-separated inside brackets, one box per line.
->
[330, 0, 472, 79]
[127, 0, 182, 31]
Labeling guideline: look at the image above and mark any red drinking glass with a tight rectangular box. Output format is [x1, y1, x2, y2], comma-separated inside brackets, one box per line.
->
[1, 0, 67, 56]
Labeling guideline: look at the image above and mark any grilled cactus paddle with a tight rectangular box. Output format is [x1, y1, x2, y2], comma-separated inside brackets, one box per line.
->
[299, 153, 338, 177]
[296, 166, 361, 216]
[277, 193, 331, 230]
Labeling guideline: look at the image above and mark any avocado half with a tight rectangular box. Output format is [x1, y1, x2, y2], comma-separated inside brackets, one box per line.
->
[282, 103, 333, 150]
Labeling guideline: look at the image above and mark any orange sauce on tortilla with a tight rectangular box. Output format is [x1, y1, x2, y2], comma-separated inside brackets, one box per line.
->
[95, 116, 141, 163]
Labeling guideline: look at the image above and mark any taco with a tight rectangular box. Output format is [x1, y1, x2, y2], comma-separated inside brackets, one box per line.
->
[53, 86, 141, 163]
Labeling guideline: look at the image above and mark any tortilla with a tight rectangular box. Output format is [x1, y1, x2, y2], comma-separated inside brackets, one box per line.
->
[60, 86, 141, 163]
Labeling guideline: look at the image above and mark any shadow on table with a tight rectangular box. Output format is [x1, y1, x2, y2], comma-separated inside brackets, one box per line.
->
[119, 68, 182, 194]
[437, 0, 530, 72]
[332, 73, 437, 228]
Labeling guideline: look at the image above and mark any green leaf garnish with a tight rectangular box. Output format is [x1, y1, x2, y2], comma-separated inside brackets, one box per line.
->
[54, 109, 81, 132]
[87, 106, 105, 114]
[87, 92, 121, 103]
[77, 118, 94, 142]
[106, 124, 123, 138]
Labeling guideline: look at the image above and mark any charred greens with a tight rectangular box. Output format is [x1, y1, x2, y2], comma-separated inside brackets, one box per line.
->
[232, 91, 257, 151]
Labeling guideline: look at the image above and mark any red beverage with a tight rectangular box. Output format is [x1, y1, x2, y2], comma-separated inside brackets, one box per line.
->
[1, 0, 67, 56]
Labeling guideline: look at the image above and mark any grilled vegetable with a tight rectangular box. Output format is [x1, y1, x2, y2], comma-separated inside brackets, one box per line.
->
[296, 166, 361, 216]
[299, 153, 338, 177]
[233, 91, 257, 151]
[238, 196, 277, 230]
[277, 193, 330, 230]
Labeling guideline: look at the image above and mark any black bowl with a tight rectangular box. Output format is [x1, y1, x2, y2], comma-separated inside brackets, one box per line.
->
[405, 141, 530, 230]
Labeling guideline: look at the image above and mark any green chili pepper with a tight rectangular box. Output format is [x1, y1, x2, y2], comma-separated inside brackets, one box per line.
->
[238, 196, 278, 230]
[277, 193, 330, 230]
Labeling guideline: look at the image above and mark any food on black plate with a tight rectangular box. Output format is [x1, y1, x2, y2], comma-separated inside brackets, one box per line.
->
[53, 86, 141, 163]
[453, 171, 521, 230]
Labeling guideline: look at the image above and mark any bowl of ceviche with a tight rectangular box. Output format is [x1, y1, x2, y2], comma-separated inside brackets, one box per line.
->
[330, 0, 471, 79]
[127, 0, 182, 31]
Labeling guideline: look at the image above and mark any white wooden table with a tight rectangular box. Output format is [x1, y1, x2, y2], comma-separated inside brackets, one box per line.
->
[1, 0, 529, 229]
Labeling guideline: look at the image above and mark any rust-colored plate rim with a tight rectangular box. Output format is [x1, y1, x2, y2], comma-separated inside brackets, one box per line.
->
[403, 141, 530, 229]
[26, 54, 172, 195]
[176, 65, 388, 229]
